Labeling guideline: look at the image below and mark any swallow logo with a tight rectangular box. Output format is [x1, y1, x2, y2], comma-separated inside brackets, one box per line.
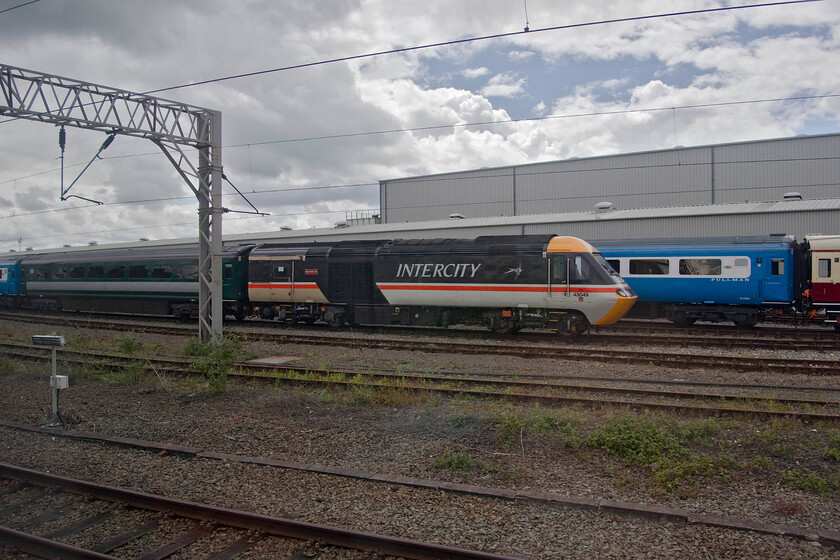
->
[505, 264, 523, 281]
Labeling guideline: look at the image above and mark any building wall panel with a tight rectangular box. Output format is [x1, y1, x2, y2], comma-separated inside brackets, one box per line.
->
[380, 134, 840, 227]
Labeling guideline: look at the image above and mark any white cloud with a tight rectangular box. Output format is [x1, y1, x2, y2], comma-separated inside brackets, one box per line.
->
[481, 73, 527, 98]
[462, 67, 491, 79]
[0, 0, 837, 249]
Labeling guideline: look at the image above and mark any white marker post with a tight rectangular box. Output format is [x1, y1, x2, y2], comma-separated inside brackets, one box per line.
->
[31, 335, 67, 429]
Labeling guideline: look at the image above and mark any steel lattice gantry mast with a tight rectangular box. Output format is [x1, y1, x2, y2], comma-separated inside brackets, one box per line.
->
[0, 64, 224, 342]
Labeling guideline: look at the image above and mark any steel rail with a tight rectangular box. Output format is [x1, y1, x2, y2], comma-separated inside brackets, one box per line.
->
[2, 310, 839, 351]
[0, 463, 521, 560]
[4, 340, 839, 406]
[2, 343, 840, 421]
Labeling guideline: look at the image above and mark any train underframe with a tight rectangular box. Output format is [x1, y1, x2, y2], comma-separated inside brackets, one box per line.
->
[626, 301, 764, 328]
[249, 302, 591, 335]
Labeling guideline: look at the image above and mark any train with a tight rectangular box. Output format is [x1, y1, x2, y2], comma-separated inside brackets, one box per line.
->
[0, 234, 638, 335]
[596, 234, 840, 331]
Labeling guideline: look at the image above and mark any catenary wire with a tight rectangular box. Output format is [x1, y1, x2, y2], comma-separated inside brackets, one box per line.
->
[0, 0, 39, 15]
[142, 1, 823, 95]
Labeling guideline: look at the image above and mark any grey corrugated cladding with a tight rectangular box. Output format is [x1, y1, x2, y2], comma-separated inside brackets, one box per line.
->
[380, 133, 840, 223]
[6, 198, 837, 258]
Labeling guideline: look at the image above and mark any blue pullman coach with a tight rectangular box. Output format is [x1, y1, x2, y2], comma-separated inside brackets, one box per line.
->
[596, 235, 798, 327]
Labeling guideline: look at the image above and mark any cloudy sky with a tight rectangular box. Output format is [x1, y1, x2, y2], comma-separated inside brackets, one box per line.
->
[1, 0, 838, 251]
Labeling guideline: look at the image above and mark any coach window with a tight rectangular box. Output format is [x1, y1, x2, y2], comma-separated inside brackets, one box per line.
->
[176, 264, 199, 279]
[107, 266, 125, 279]
[550, 255, 567, 283]
[151, 265, 172, 279]
[88, 266, 104, 279]
[225, 263, 233, 279]
[70, 266, 85, 279]
[629, 259, 669, 275]
[818, 259, 831, 278]
[35, 268, 50, 280]
[53, 267, 67, 279]
[606, 259, 621, 274]
[129, 265, 148, 279]
[570, 255, 590, 284]
[771, 259, 785, 275]
[679, 259, 721, 276]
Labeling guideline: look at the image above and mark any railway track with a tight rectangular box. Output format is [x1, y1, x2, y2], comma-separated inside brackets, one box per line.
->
[2, 426, 839, 555]
[2, 312, 840, 374]
[3, 342, 839, 422]
[2, 310, 840, 352]
[0, 463, 516, 560]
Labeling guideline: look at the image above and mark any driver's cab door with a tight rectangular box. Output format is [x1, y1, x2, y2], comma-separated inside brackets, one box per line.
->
[548, 254, 569, 301]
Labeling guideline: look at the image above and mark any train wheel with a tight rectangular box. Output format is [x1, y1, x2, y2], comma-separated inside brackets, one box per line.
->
[670, 312, 696, 327]
[233, 306, 247, 322]
[732, 314, 758, 328]
[490, 319, 518, 335]
[556, 312, 589, 336]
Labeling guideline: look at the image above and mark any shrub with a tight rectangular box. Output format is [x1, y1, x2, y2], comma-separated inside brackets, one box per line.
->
[184, 334, 245, 394]
[589, 416, 678, 465]
[116, 333, 142, 355]
[434, 450, 480, 472]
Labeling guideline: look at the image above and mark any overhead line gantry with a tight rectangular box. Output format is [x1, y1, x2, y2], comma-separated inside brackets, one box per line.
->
[0, 63, 224, 342]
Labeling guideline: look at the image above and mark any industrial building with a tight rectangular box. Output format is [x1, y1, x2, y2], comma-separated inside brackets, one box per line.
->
[3, 134, 837, 259]
[378, 133, 840, 239]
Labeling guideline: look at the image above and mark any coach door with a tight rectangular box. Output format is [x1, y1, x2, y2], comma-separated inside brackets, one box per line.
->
[269, 259, 295, 300]
[812, 249, 840, 305]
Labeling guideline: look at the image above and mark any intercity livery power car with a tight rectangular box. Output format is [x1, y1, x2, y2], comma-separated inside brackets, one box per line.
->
[246, 235, 637, 334]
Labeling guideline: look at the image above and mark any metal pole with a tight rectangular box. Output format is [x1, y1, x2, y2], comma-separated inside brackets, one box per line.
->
[50, 347, 57, 423]
[210, 110, 224, 341]
[197, 116, 213, 342]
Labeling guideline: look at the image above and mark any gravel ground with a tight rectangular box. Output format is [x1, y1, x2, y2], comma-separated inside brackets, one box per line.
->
[1, 319, 839, 559]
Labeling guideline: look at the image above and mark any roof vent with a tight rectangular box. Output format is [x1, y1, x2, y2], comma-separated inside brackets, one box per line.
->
[783, 192, 802, 200]
[449, 213, 465, 220]
[595, 201, 614, 212]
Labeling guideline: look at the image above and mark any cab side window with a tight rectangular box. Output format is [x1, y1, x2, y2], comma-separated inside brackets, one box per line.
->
[570, 255, 590, 284]
[551, 255, 567, 283]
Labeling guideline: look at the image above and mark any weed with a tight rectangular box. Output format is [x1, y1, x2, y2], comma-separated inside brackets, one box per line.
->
[116, 333, 142, 355]
[494, 405, 585, 449]
[434, 449, 480, 472]
[823, 448, 840, 462]
[753, 455, 772, 470]
[771, 498, 809, 516]
[65, 333, 91, 349]
[783, 469, 832, 497]
[349, 386, 375, 404]
[102, 360, 149, 386]
[673, 418, 722, 443]
[0, 357, 13, 376]
[183, 334, 245, 394]
[589, 416, 678, 465]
